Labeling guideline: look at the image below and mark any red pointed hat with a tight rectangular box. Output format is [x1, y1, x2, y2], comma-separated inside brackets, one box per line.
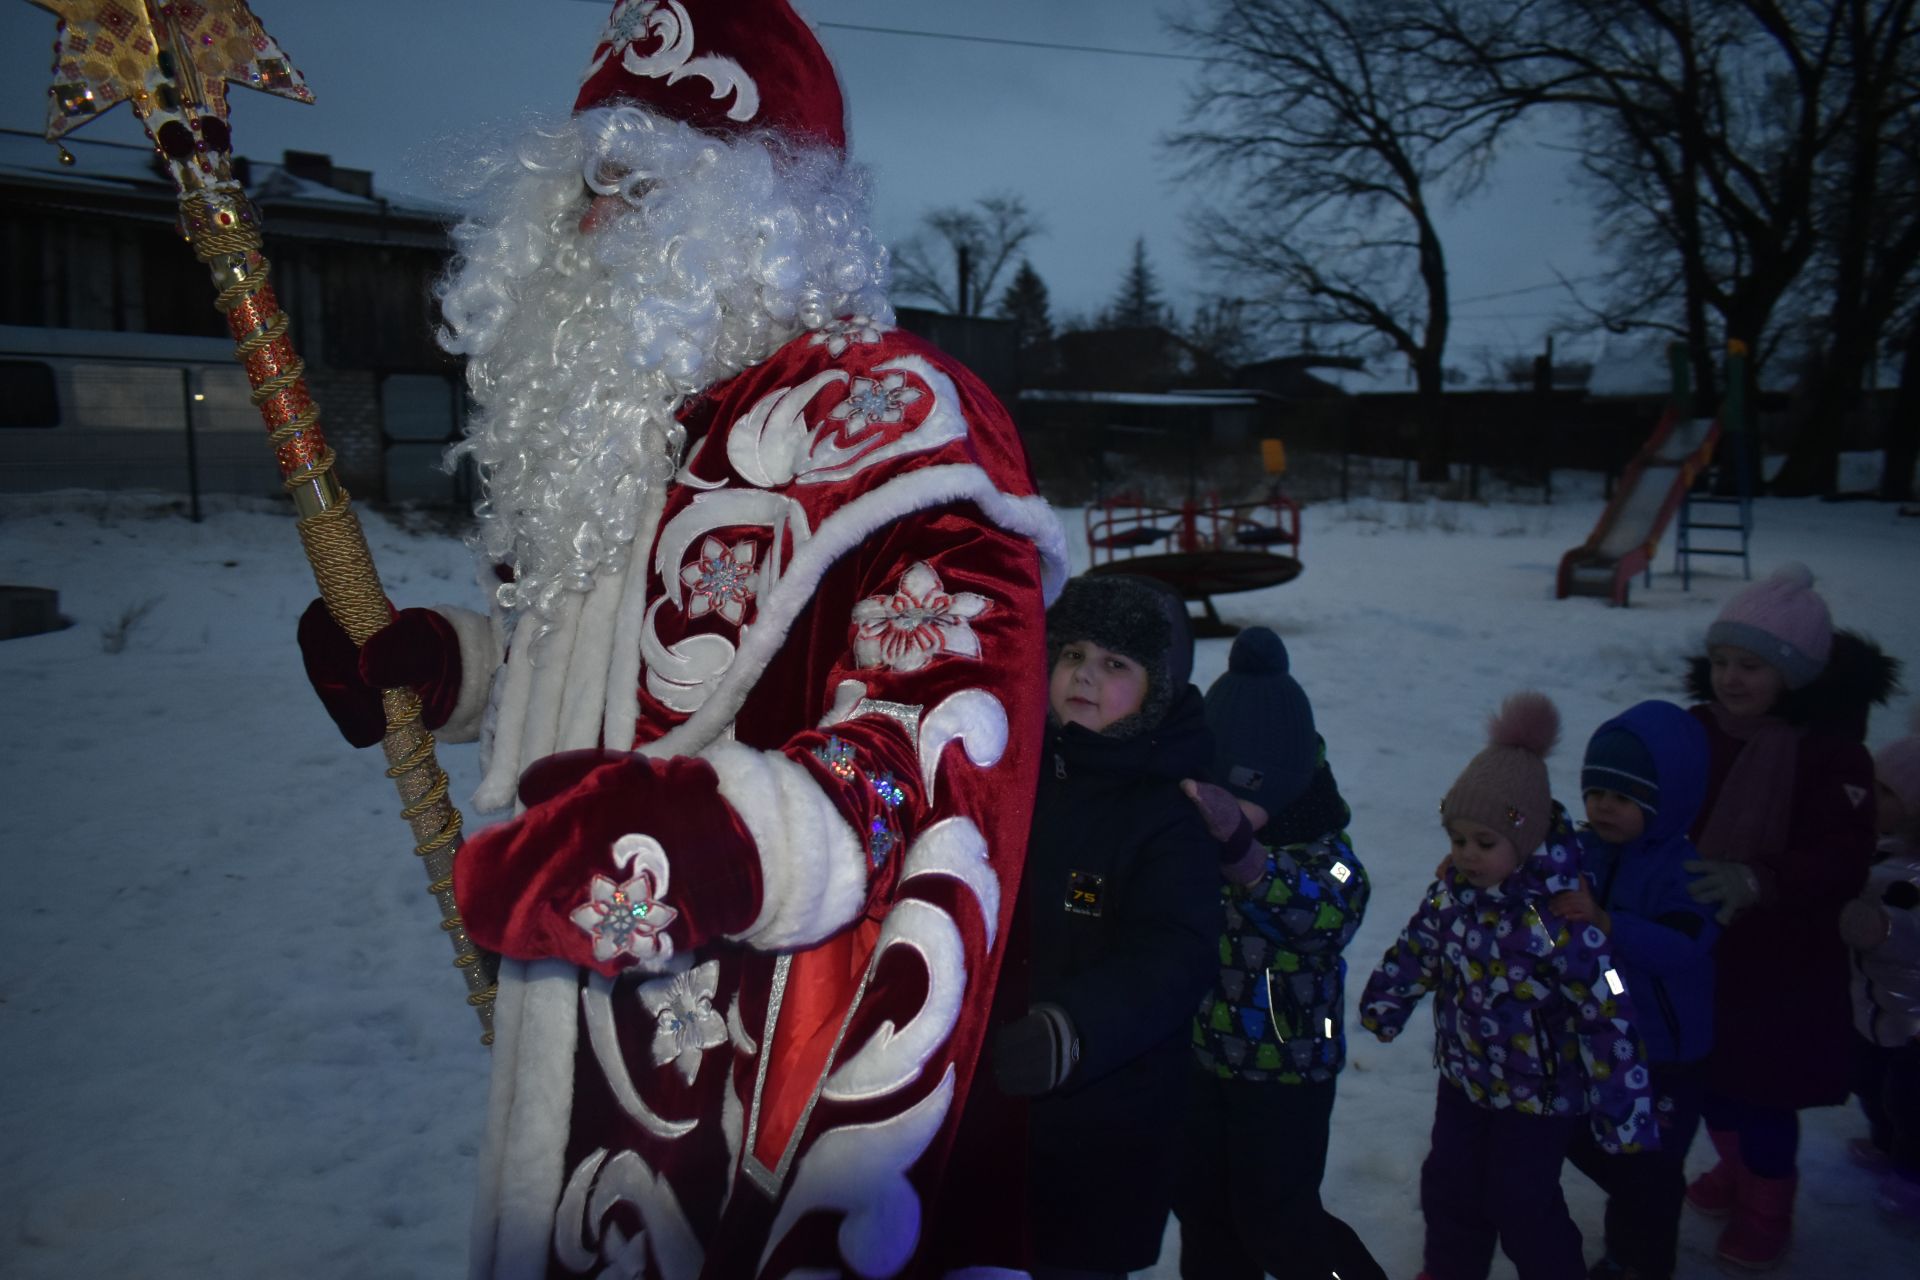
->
[574, 0, 847, 153]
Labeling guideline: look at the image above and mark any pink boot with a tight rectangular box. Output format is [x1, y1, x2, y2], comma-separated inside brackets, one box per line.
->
[1717, 1171, 1794, 1269]
[1686, 1127, 1743, 1218]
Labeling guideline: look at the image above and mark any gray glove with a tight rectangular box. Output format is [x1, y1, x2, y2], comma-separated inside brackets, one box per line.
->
[1683, 859, 1761, 925]
[992, 1003, 1080, 1097]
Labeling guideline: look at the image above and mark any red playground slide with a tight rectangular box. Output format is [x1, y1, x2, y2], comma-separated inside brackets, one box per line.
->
[1556, 408, 1722, 606]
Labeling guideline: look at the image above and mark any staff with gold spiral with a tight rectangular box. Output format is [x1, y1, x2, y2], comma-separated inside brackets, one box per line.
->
[24, 0, 497, 1039]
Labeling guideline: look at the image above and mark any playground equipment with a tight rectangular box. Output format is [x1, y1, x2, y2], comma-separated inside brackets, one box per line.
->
[1086, 438, 1302, 637]
[1556, 343, 1752, 606]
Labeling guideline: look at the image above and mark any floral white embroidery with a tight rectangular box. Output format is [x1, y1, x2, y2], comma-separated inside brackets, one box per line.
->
[584, 0, 760, 124]
[679, 535, 758, 626]
[851, 561, 989, 672]
[637, 960, 728, 1084]
[570, 868, 678, 965]
[807, 315, 884, 358]
[829, 371, 922, 436]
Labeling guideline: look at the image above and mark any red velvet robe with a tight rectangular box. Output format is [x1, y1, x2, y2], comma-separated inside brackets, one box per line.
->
[447, 317, 1065, 1279]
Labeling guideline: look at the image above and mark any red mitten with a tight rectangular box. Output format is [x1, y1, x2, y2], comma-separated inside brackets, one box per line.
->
[454, 755, 765, 975]
[359, 607, 462, 733]
[296, 599, 462, 748]
[297, 598, 392, 747]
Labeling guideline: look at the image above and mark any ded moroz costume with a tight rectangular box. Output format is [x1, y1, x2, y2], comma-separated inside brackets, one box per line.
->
[301, 3, 1067, 1277]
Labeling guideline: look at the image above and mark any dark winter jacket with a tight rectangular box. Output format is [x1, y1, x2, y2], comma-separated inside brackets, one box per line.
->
[1025, 683, 1222, 1271]
[1194, 744, 1370, 1085]
[1575, 701, 1719, 1066]
[1684, 633, 1896, 1108]
[1361, 805, 1658, 1154]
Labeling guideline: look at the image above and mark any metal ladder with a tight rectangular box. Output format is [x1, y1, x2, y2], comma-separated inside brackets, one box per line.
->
[1674, 344, 1754, 589]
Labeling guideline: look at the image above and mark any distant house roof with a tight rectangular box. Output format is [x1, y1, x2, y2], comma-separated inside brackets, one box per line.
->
[1234, 353, 1368, 399]
[0, 127, 453, 248]
[1018, 389, 1264, 408]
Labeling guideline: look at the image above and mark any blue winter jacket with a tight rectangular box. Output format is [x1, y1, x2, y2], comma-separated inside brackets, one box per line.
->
[1575, 700, 1719, 1066]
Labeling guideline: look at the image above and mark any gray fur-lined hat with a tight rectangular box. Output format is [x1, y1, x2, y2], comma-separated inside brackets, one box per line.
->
[1046, 573, 1193, 738]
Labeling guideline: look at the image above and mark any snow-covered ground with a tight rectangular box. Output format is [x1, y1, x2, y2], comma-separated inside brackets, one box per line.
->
[3, 464, 1915, 1279]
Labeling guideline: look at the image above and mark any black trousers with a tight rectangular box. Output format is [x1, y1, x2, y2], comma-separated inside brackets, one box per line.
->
[1174, 1070, 1386, 1280]
[1852, 1030, 1920, 1175]
[1564, 1059, 1708, 1280]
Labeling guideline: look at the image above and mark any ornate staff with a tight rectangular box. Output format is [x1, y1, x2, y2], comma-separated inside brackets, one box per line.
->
[25, 0, 496, 1038]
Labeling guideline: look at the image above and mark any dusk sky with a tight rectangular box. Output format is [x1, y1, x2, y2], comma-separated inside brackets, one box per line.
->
[3, 0, 1608, 378]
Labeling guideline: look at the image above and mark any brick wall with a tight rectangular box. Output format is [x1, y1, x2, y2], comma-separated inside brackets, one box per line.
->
[306, 367, 384, 502]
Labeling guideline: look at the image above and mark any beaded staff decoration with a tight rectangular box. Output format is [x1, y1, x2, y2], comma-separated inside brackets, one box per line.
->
[24, 0, 496, 1039]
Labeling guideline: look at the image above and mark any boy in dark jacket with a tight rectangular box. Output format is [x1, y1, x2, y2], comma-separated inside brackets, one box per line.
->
[994, 573, 1221, 1279]
[1553, 700, 1718, 1280]
[1174, 626, 1385, 1280]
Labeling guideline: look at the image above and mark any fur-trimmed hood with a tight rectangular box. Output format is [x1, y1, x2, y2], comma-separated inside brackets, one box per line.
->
[1686, 629, 1901, 741]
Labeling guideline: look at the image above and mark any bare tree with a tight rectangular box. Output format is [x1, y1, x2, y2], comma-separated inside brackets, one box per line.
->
[890, 193, 1044, 317]
[1772, 0, 1920, 494]
[1407, 0, 1920, 494]
[1168, 0, 1523, 476]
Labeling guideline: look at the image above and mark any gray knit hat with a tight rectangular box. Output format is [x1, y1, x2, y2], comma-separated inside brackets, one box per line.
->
[1205, 626, 1317, 811]
[1046, 573, 1193, 738]
[1441, 691, 1561, 858]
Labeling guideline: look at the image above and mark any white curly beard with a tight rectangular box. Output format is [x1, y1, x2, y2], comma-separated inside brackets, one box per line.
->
[435, 107, 892, 623]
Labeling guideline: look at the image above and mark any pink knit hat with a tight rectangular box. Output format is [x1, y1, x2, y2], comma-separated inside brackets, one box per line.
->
[1876, 705, 1920, 822]
[1705, 563, 1834, 689]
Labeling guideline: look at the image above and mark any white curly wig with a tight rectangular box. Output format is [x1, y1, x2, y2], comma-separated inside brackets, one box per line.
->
[435, 105, 893, 621]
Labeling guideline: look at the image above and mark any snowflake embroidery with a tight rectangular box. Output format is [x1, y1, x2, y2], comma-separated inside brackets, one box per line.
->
[569, 868, 678, 965]
[637, 960, 728, 1084]
[810, 738, 910, 867]
[813, 735, 859, 780]
[607, 0, 658, 48]
[829, 371, 922, 436]
[680, 536, 757, 626]
[867, 771, 906, 867]
[808, 315, 884, 358]
[851, 561, 989, 672]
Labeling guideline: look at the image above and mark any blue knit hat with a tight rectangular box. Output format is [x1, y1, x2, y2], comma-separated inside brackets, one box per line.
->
[1582, 726, 1661, 814]
[1204, 627, 1317, 812]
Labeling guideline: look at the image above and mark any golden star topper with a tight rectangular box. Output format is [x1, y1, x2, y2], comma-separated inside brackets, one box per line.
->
[28, 0, 313, 145]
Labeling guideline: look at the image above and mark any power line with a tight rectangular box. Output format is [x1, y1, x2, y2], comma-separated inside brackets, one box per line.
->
[815, 22, 1207, 63]
[1451, 274, 1611, 306]
[558, 3, 1206, 63]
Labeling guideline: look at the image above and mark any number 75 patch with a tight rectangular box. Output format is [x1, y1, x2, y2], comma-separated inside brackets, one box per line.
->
[1065, 871, 1105, 917]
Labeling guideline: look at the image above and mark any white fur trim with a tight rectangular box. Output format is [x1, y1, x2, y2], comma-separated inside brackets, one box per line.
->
[468, 957, 528, 1279]
[429, 604, 499, 744]
[481, 958, 588, 1279]
[474, 592, 587, 812]
[556, 551, 629, 755]
[761, 1065, 955, 1279]
[822, 898, 966, 1104]
[602, 481, 671, 758]
[900, 818, 1001, 950]
[916, 689, 1009, 807]
[647, 464, 1067, 762]
[473, 629, 537, 813]
[702, 739, 868, 951]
